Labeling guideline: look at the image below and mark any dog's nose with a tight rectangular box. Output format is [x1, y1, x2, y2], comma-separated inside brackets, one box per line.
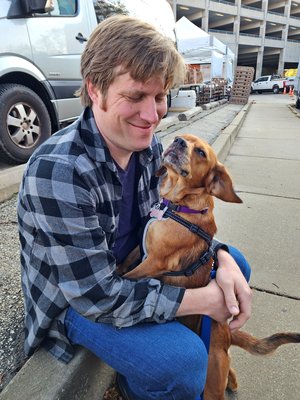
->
[174, 137, 187, 148]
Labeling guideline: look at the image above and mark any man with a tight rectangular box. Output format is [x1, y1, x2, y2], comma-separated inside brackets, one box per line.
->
[18, 15, 252, 399]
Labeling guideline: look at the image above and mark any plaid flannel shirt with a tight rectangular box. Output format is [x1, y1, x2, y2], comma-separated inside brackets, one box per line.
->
[17, 108, 185, 363]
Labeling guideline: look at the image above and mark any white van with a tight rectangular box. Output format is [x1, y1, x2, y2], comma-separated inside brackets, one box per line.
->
[0, 0, 176, 164]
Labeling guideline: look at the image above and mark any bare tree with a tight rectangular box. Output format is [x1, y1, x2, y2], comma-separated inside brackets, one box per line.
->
[93, 0, 128, 23]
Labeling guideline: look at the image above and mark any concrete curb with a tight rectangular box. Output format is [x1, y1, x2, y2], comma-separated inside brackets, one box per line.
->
[0, 101, 251, 400]
[212, 101, 252, 163]
[288, 103, 300, 118]
[0, 164, 25, 203]
[0, 348, 115, 400]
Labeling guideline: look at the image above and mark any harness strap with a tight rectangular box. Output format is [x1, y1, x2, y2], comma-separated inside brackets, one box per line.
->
[163, 247, 213, 277]
[164, 209, 212, 245]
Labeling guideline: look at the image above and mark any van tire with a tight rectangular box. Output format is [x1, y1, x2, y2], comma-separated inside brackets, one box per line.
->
[0, 83, 51, 164]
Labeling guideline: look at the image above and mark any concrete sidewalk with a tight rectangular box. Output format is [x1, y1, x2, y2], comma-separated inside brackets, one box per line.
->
[214, 94, 300, 399]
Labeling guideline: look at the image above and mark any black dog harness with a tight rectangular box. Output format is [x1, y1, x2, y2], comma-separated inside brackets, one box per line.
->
[147, 199, 215, 277]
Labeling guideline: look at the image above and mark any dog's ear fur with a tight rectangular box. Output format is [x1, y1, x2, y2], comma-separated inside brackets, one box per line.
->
[205, 163, 242, 203]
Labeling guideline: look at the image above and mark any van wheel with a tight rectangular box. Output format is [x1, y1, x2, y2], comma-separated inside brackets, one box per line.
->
[0, 84, 51, 164]
[272, 85, 279, 94]
[296, 97, 300, 110]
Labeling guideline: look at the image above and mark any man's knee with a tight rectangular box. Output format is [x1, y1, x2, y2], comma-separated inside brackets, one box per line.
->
[130, 334, 208, 399]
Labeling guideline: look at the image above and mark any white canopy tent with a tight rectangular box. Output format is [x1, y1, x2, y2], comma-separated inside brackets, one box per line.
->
[175, 17, 230, 79]
[225, 47, 235, 83]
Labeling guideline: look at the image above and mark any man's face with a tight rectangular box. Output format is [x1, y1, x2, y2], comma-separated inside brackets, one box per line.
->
[88, 72, 168, 166]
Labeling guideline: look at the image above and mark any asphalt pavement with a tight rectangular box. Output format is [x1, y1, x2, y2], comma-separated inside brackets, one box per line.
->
[0, 94, 299, 399]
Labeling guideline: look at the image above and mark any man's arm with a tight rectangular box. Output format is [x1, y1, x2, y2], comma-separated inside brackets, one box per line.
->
[216, 249, 252, 330]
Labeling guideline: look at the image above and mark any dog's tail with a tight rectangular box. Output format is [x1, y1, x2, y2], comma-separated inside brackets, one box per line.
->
[231, 331, 300, 355]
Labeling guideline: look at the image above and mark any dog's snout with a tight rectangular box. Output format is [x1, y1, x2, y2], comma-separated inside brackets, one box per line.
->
[174, 137, 187, 148]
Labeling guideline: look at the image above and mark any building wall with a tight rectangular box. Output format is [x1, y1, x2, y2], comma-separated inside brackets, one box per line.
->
[170, 0, 300, 78]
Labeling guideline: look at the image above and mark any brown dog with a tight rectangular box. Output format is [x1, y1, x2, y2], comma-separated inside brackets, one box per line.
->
[119, 134, 300, 399]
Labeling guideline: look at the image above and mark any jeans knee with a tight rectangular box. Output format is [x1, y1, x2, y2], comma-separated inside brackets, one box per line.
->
[171, 336, 208, 399]
[132, 334, 208, 400]
[228, 245, 251, 282]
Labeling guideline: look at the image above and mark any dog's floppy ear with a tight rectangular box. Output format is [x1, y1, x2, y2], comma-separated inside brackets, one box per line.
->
[205, 163, 242, 203]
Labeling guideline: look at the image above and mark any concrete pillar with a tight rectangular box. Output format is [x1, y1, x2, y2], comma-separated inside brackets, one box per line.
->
[279, 0, 291, 75]
[256, 50, 264, 78]
[233, 0, 241, 71]
[171, 0, 177, 21]
[256, 0, 268, 78]
[201, 0, 209, 32]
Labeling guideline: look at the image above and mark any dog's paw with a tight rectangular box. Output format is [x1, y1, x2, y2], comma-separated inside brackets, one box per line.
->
[225, 389, 239, 400]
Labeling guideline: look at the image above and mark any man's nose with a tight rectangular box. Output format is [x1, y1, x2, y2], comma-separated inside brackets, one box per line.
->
[140, 98, 160, 123]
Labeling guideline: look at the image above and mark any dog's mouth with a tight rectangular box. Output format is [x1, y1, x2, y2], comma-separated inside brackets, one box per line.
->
[162, 142, 190, 177]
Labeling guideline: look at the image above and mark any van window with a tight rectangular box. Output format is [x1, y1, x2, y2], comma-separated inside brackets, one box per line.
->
[46, 0, 77, 16]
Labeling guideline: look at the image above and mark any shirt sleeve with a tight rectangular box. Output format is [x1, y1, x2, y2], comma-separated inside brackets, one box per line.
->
[23, 156, 185, 328]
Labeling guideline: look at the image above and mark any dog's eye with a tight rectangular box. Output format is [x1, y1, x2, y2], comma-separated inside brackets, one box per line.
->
[195, 148, 206, 158]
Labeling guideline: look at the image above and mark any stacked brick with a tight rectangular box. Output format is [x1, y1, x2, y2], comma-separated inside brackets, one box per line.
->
[229, 66, 255, 104]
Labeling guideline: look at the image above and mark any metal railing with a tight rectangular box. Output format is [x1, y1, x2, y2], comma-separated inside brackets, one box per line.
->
[241, 5, 262, 11]
[265, 35, 283, 41]
[267, 10, 284, 16]
[239, 32, 260, 38]
[210, 0, 235, 5]
[208, 28, 234, 35]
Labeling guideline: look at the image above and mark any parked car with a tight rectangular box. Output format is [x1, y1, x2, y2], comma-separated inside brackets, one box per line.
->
[251, 75, 287, 94]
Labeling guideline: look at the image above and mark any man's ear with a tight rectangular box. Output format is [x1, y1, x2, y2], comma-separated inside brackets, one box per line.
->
[86, 80, 105, 110]
[205, 163, 242, 203]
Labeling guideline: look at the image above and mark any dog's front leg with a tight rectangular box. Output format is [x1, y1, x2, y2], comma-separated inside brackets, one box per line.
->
[123, 256, 165, 279]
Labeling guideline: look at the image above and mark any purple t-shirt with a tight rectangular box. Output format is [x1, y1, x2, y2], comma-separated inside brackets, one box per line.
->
[113, 153, 141, 264]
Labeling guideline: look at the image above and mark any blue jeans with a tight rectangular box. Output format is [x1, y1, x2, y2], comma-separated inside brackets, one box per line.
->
[65, 245, 251, 400]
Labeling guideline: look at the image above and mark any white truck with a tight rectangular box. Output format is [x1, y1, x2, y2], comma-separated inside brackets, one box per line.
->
[0, 0, 175, 164]
[251, 75, 287, 94]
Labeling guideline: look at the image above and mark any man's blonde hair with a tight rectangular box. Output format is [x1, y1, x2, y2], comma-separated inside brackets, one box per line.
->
[77, 15, 186, 107]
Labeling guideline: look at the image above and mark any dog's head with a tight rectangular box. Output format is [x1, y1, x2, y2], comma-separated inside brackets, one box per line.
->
[157, 134, 242, 203]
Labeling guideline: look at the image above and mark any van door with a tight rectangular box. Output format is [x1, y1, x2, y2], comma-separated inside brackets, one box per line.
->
[25, 0, 97, 120]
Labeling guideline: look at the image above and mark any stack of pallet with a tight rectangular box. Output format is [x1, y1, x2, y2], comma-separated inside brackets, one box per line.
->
[229, 66, 255, 104]
[212, 78, 227, 100]
[199, 85, 211, 105]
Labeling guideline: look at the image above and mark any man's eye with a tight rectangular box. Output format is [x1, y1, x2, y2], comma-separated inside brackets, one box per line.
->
[195, 148, 206, 158]
[128, 96, 143, 102]
[156, 95, 167, 103]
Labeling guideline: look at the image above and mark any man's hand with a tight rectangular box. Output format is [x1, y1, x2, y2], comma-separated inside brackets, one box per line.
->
[216, 249, 252, 331]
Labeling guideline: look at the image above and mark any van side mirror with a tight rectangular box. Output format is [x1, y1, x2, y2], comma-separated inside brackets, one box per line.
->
[8, 0, 54, 18]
